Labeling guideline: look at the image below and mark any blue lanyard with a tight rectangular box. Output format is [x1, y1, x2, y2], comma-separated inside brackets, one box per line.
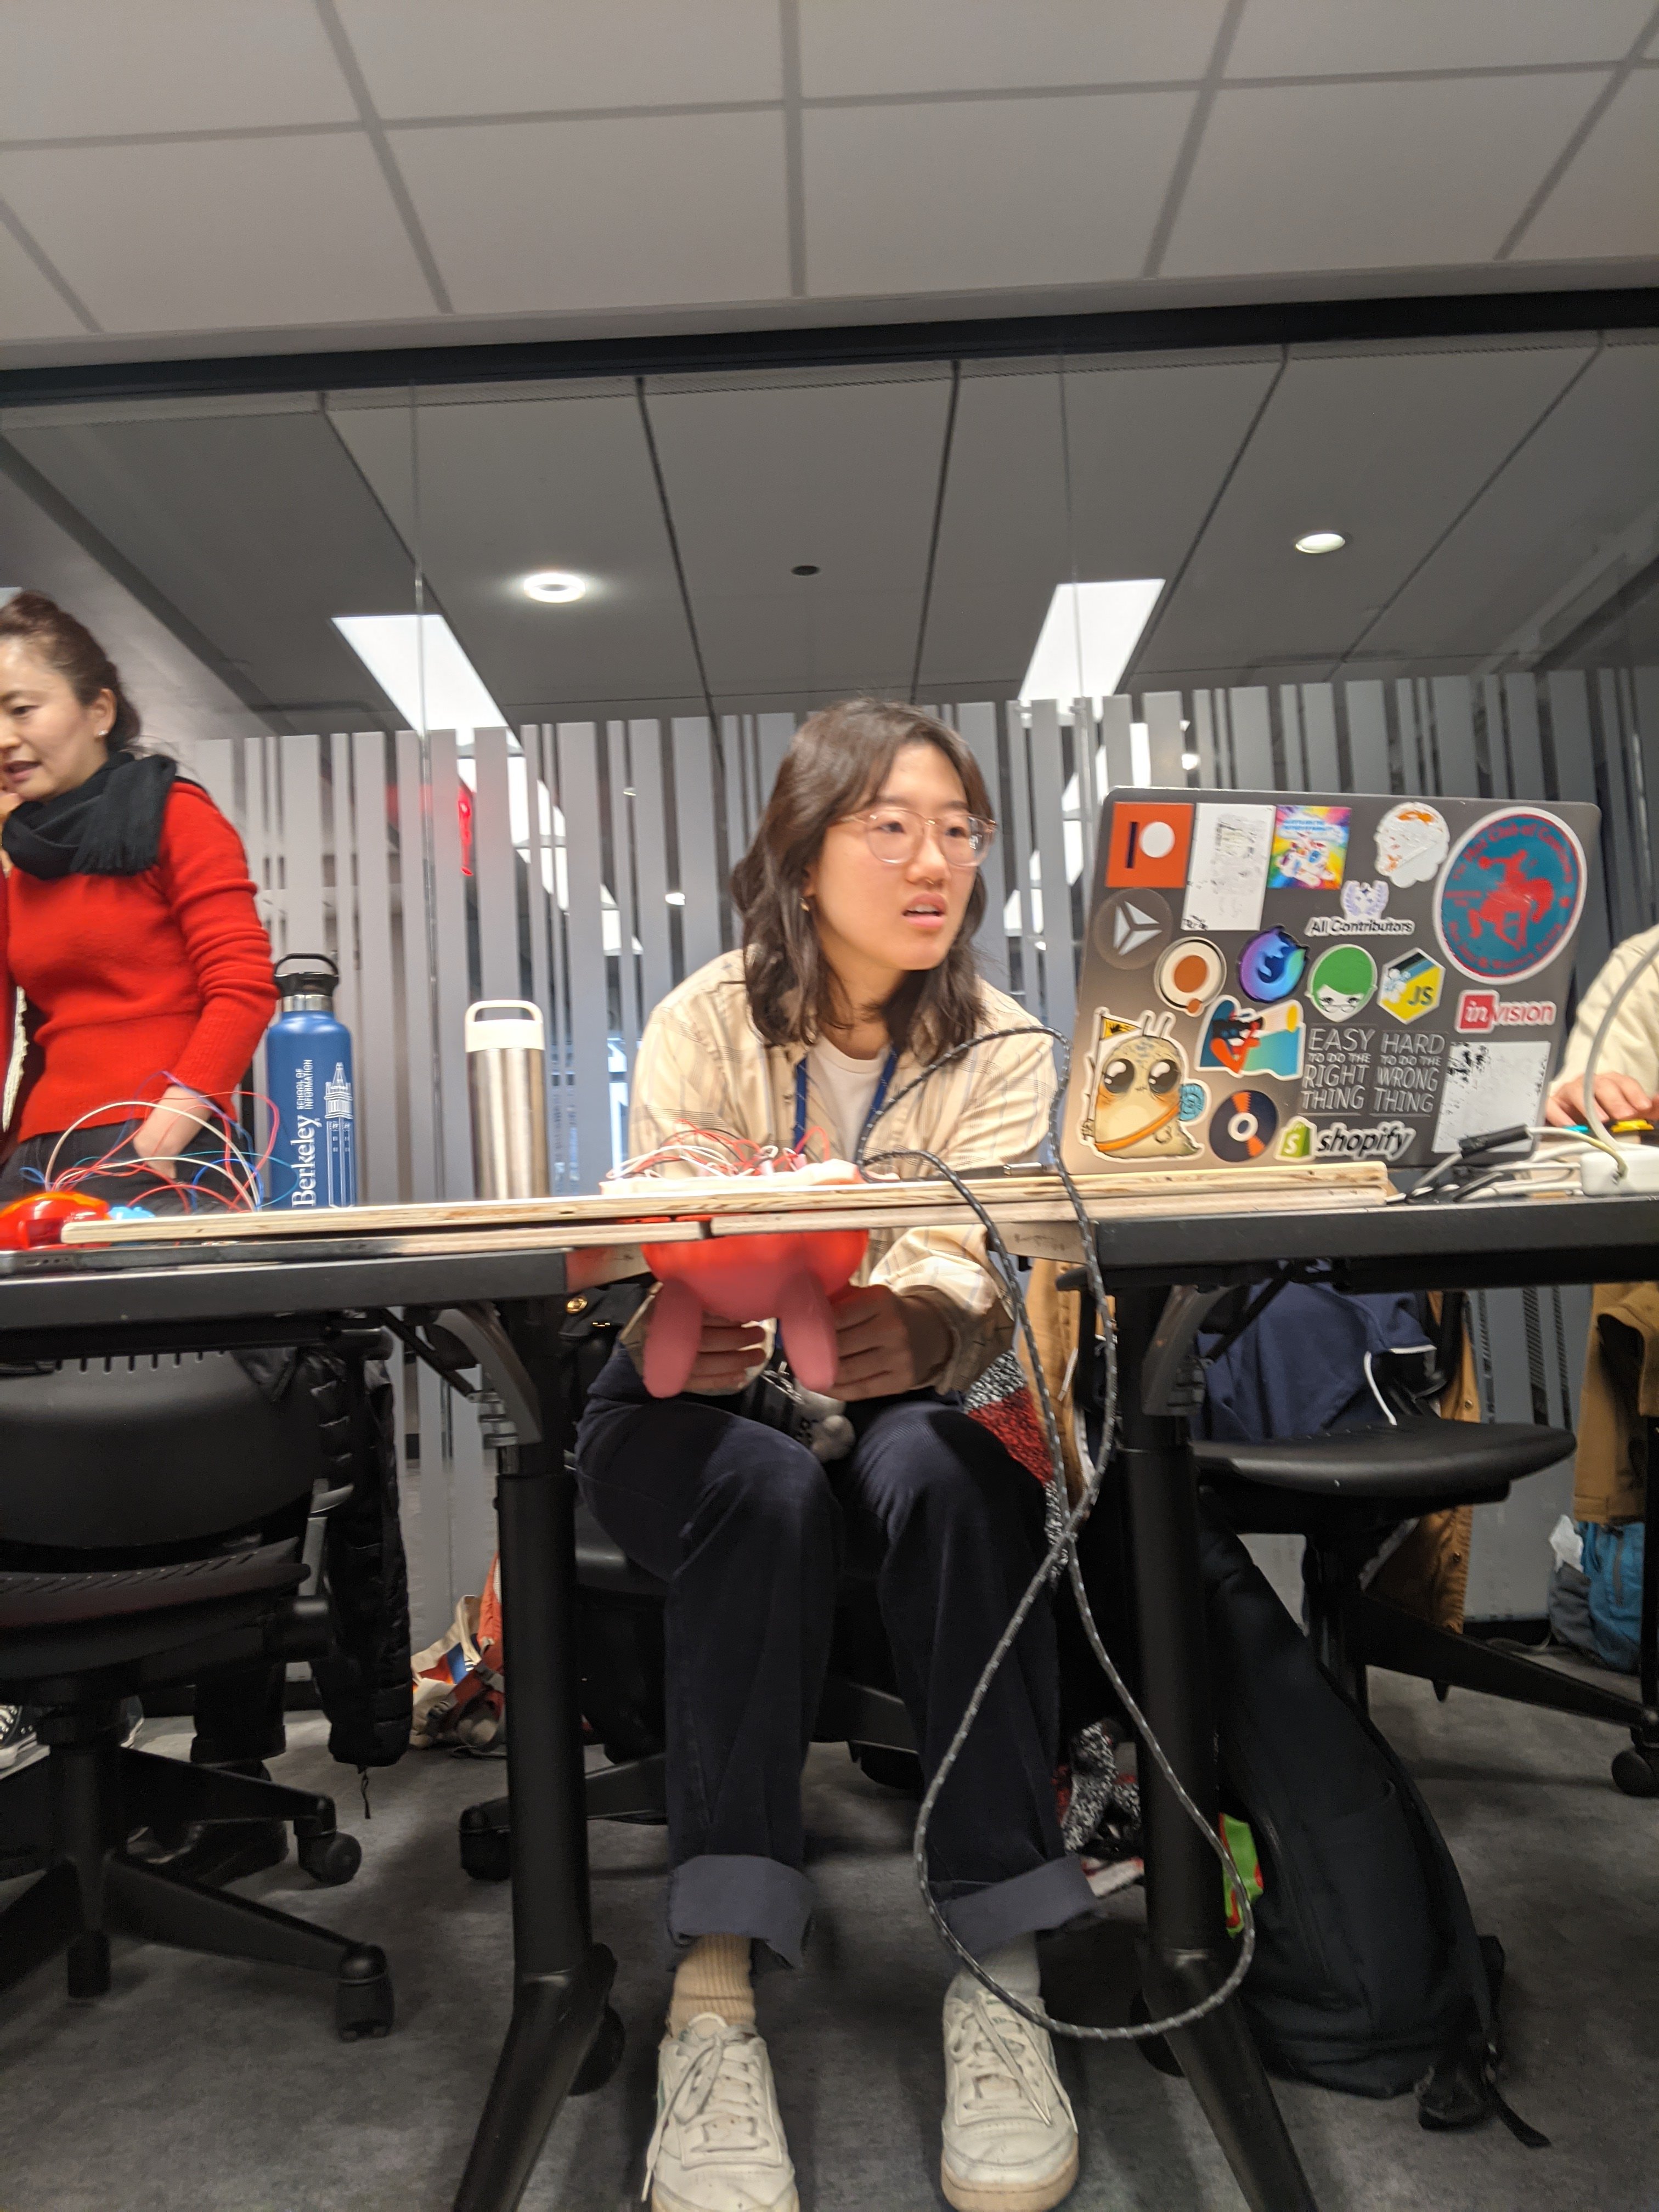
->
[793, 1047, 899, 1155]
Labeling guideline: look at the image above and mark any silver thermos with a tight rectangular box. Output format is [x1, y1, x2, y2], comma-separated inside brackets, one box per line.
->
[465, 1000, 551, 1199]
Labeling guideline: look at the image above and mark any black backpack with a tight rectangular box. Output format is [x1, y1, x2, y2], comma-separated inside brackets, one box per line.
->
[1199, 1512, 1545, 2145]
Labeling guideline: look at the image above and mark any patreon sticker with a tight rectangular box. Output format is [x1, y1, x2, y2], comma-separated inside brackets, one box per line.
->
[1105, 802, 1193, 888]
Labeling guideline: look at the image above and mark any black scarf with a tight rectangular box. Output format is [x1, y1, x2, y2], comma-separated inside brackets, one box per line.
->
[2, 753, 179, 879]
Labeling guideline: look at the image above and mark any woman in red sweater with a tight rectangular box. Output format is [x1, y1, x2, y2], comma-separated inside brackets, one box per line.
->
[0, 592, 275, 1210]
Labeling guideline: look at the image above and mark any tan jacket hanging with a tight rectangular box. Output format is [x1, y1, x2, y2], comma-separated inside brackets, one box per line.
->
[1571, 1281, 1659, 1526]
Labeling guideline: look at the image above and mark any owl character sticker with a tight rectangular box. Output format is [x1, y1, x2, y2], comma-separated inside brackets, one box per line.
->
[1079, 1011, 1203, 1161]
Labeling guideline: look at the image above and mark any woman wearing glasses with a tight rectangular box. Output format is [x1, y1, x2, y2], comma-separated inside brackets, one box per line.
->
[578, 702, 1086, 2212]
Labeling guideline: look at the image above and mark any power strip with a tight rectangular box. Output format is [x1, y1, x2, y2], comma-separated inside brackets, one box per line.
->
[1579, 1145, 1659, 1195]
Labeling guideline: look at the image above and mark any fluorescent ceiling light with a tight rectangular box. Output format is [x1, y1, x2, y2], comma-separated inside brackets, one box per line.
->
[522, 569, 587, 604]
[1019, 579, 1164, 708]
[333, 613, 508, 740]
[1294, 531, 1346, 555]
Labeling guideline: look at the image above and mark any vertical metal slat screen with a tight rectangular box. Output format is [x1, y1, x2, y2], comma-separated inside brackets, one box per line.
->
[211, 670, 1654, 1633]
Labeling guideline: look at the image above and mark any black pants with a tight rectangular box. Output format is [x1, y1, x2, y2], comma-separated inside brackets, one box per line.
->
[575, 1346, 1093, 1965]
[0, 1118, 243, 1212]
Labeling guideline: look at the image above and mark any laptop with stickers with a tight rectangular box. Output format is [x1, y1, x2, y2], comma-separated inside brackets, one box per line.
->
[1062, 789, 1600, 1176]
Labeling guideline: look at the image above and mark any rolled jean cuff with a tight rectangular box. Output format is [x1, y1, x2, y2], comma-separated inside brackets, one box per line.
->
[939, 1854, 1098, 1959]
[668, 1854, 814, 1970]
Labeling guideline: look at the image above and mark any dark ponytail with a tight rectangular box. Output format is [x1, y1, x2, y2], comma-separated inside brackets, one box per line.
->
[0, 590, 142, 751]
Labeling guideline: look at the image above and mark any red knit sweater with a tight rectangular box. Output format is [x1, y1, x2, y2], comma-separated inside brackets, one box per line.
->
[0, 781, 276, 1142]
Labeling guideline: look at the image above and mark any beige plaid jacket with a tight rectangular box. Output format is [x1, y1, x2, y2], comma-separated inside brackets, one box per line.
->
[624, 950, 1057, 1392]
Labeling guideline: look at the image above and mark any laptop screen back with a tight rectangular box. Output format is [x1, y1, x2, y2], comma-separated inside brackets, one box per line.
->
[1060, 789, 1599, 1175]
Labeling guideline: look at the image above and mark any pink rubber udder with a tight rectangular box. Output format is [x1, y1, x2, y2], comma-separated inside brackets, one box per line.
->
[775, 1271, 839, 1394]
[642, 1275, 705, 1400]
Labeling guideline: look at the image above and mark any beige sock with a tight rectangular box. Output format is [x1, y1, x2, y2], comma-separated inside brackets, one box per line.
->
[668, 1933, 755, 2035]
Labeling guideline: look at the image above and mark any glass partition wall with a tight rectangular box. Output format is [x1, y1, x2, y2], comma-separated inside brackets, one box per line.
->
[5, 324, 1655, 1628]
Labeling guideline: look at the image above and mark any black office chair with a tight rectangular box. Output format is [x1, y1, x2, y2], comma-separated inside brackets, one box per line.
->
[0, 1350, 393, 2039]
[458, 1498, 919, 1877]
[1192, 1289, 1658, 1795]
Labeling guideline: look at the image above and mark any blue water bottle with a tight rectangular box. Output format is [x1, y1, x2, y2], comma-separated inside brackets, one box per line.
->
[264, 953, 357, 1209]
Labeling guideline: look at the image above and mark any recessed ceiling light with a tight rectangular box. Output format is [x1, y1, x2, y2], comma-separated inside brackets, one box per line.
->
[1181, 751, 1200, 771]
[522, 570, 588, 603]
[665, 890, 686, 906]
[1294, 531, 1346, 556]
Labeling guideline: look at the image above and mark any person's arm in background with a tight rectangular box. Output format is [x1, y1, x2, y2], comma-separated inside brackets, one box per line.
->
[129, 787, 276, 1176]
[1545, 926, 1659, 1128]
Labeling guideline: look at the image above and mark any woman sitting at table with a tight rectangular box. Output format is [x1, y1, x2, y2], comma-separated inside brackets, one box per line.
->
[578, 701, 1087, 2212]
[0, 591, 275, 1211]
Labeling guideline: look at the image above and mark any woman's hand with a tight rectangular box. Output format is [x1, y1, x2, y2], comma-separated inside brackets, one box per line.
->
[1545, 1070, 1659, 1128]
[129, 1085, 212, 1182]
[684, 1312, 768, 1395]
[830, 1284, 949, 1401]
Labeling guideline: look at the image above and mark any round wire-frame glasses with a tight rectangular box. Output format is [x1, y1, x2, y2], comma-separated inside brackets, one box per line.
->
[843, 806, 995, 869]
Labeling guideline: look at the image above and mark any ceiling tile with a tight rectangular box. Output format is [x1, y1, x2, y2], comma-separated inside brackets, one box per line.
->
[647, 377, 952, 695]
[1511, 71, 1659, 259]
[0, 136, 437, 334]
[0, 1, 356, 138]
[1364, 343, 1659, 657]
[918, 358, 1282, 696]
[804, 93, 1193, 297]
[1228, 0, 1656, 76]
[392, 111, 789, 313]
[332, 393, 707, 713]
[1136, 345, 1593, 678]
[0, 224, 89, 341]
[336, 0, 782, 117]
[1163, 74, 1605, 276]
[800, 1, 1225, 98]
[5, 409, 418, 717]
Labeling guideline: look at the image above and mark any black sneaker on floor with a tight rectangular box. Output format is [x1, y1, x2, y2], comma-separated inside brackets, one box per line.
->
[0, 1704, 42, 1776]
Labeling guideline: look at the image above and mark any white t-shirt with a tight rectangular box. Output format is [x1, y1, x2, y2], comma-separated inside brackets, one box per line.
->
[807, 1036, 888, 1159]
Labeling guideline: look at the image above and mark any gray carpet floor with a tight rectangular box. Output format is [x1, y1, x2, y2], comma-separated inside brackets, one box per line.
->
[0, 1675, 1654, 2212]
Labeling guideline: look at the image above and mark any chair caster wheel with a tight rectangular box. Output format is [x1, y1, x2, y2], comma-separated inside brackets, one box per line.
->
[298, 1829, 362, 1886]
[1612, 1746, 1659, 1798]
[336, 1948, 393, 2040]
[1128, 1990, 1182, 2078]
[459, 1804, 512, 1881]
[571, 2005, 625, 2096]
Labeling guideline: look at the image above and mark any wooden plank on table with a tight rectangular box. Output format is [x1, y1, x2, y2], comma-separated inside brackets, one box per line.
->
[60, 1220, 706, 1260]
[708, 1185, 1387, 1238]
[61, 1161, 1385, 1243]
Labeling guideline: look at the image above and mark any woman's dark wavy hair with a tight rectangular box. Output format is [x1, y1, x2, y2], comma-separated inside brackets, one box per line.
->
[0, 591, 143, 751]
[731, 699, 995, 1060]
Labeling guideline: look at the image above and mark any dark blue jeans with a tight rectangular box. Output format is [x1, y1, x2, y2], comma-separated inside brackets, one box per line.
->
[575, 1345, 1092, 1966]
[0, 1118, 242, 1212]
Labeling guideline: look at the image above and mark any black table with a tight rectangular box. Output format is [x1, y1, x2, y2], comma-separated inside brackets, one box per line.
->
[0, 1226, 647, 2212]
[5, 1188, 1656, 2212]
[1050, 1188, 1659, 2212]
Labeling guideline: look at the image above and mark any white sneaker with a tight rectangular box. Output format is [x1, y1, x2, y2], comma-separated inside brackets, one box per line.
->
[644, 2013, 798, 2212]
[940, 1976, 1079, 2212]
